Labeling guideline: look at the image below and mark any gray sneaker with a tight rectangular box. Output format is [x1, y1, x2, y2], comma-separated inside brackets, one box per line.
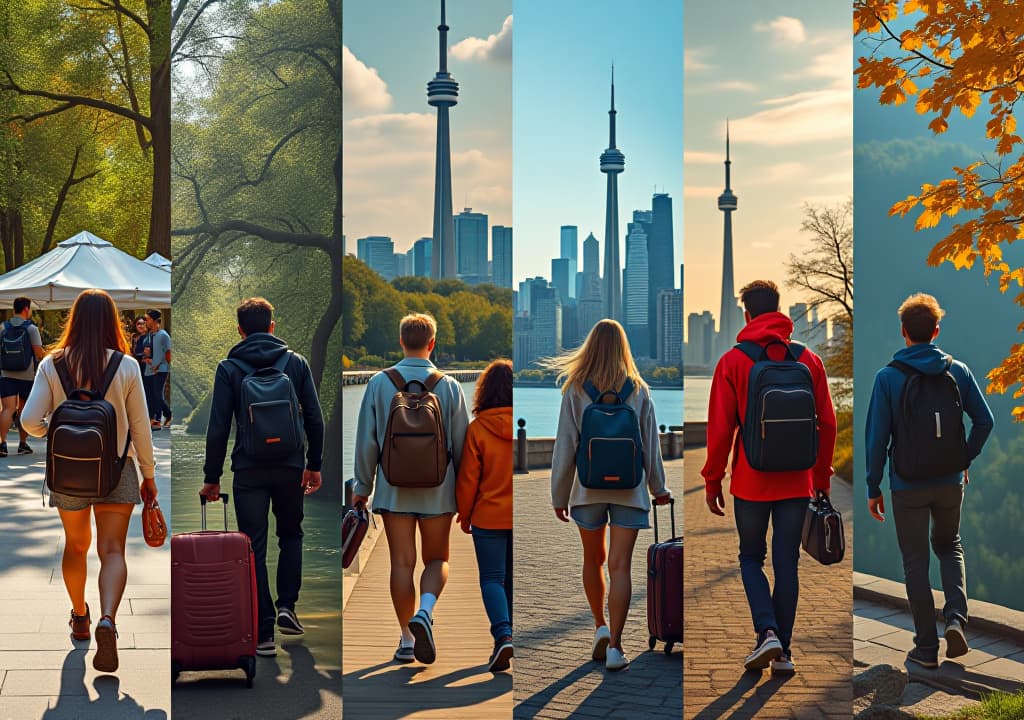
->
[408, 610, 436, 664]
[256, 638, 277, 657]
[907, 646, 939, 668]
[945, 619, 969, 659]
[393, 641, 415, 663]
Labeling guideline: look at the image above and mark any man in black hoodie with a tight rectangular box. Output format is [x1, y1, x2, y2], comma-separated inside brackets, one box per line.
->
[200, 297, 325, 658]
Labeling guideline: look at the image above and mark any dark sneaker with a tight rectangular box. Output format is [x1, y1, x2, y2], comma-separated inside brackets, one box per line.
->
[771, 654, 796, 676]
[163, 416, 172, 428]
[256, 638, 277, 657]
[488, 636, 513, 672]
[69, 604, 91, 641]
[408, 610, 436, 665]
[945, 619, 969, 659]
[744, 629, 783, 671]
[17, 442, 31, 455]
[0, 442, 7, 457]
[277, 608, 305, 636]
[907, 646, 939, 669]
[93, 617, 119, 673]
[393, 642, 415, 664]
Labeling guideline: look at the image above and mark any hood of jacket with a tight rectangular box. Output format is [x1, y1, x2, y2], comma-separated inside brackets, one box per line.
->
[227, 332, 290, 368]
[892, 343, 952, 376]
[474, 406, 512, 439]
[735, 311, 794, 346]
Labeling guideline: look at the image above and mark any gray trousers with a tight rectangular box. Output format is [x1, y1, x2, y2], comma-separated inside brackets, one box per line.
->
[891, 484, 968, 651]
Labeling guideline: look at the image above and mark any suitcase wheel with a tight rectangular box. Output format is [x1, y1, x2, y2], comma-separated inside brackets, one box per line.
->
[664, 642, 674, 655]
[648, 635, 656, 651]
[243, 656, 256, 688]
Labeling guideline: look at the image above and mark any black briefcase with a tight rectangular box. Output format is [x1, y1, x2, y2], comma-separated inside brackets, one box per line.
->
[801, 490, 845, 565]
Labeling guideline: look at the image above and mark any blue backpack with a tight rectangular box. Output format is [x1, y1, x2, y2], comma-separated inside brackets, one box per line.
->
[736, 339, 818, 472]
[576, 378, 644, 490]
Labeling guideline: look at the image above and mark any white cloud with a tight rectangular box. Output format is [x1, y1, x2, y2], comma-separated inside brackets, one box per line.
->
[729, 88, 852, 147]
[685, 48, 712, 73]
[451, 15, 512, 64]
[342, 45, 391, 113]
[796, 41, 854, 89]
[754, 16, 806, 45]
[684, 151, 722, 164]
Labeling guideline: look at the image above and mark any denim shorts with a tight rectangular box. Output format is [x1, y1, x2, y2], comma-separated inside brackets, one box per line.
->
[374, 509, 453, 520]
[570, 503, 650, 531]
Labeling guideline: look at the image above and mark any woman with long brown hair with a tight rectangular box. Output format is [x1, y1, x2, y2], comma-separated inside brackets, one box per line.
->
[22, 289, 156, 674]
[545, 319, 671, 672]
[456, 358, 513, 672]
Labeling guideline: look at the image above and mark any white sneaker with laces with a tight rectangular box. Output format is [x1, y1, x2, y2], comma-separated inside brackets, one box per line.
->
[591, 625, 611, 661]
[771, 654, 795, 676]
[744, 629, 783, 671]
[606, 647, 630, 672]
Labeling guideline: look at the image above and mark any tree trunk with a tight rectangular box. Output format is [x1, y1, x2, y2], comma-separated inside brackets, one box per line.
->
[319, 383, 341, 497]
[147, 0, 171, 258]
[12, 209, 22, 267]
[0, 209, 12, 272]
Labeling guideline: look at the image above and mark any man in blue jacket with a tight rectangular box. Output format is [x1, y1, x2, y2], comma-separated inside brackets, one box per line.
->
[865, 293, 994, 669]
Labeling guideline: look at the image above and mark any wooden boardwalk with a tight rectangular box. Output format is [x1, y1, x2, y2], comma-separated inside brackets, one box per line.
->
[342, 520, 513, 719]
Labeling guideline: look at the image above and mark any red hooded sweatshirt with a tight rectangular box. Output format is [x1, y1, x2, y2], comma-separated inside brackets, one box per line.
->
[700, 311, 836, 502]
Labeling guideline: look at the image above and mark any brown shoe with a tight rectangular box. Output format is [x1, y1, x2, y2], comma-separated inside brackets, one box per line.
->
[93, 616, 119, 673]
[69, 605, 91, 641]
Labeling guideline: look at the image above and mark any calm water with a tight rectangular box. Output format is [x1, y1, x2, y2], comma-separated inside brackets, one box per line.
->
[513, 385, 685, 437]
[171, 430, 341, 666]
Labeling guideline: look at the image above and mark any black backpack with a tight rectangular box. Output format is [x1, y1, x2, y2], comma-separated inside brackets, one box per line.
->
[888, 358, 970, 481]
[228, 352, 305, 461]
[736, 340, 818, 472]
[46, 352, 131, 498]
[1, 319, 36, 372]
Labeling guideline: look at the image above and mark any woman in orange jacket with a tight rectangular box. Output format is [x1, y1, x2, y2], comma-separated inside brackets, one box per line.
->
[456, 358, 513, 673]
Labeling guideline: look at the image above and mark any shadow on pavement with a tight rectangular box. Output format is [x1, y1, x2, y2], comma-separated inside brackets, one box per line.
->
[40, 649, 167, 720]
[690, 670, 792, 720]
[343, 660, 511, 720]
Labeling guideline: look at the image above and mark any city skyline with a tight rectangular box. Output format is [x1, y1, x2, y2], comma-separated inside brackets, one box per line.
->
[683, 4, 851, 340]
[343, 0, 511, 254]
[513, 0, 683, 287]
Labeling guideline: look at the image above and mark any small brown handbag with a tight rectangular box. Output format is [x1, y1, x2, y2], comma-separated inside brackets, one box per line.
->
[142, 499, 167, 548]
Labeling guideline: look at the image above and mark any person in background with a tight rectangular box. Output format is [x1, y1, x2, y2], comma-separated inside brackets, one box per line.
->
[130, 316, 149, 382]
[143, 310, 172, 429]
[0, 297, 46, 456]
[456, 359, 513, 672]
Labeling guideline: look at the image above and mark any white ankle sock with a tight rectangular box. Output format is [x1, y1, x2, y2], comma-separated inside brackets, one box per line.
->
[419, 593, 437, 617]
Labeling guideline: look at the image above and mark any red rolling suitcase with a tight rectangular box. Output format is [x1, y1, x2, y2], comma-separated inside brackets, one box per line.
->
[647, 498, 683, 654]
[171, 494, 258, 687]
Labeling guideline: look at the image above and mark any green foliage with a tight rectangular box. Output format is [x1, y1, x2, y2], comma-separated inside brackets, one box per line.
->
[651, 367, 681, 382]
[833, 409, 853, 482]
[915, 690, 1024, 720]
[343, 256, 512, 362]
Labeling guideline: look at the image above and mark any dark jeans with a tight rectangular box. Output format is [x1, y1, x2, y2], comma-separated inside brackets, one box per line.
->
[734, 496, 808, 654]
[471, 527, 513, 641]
[891, 484, 967, 651]
[145, 371, 171, 422]
[233, 466, 305, 641]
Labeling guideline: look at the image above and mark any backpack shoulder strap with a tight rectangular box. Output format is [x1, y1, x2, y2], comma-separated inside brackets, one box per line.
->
[422, 370, 444, 392]
[734, 341, 762, 363]
[887, 360, 918, 377]
[582, 380, 601, 403]
[271, 351, 292, 374]
[225, 357, 256, 376]
[788, 341, 806, 361]
[618, 377, 635, 401]
[98, 352, 125, 397]
[53, 354, 76, 397]
[383, 367, 405, 391]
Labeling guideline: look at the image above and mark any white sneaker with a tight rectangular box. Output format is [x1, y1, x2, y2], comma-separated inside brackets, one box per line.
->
[606, 647, 630, 672]
[591, 625, 611, 661]
[744, 629, 783, 671]
[770, 654, 795, 676]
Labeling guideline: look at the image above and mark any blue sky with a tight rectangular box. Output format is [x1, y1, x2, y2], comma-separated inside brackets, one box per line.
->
[512, 0, 683, 286]
[342, 0, 511, 251]
[683, 2, 852, 335]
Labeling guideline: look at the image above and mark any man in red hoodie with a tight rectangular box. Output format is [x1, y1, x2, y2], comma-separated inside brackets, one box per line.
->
[702, 280, 837, 676]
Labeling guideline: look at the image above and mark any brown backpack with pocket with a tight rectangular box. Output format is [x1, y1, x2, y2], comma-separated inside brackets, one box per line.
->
[379, 368, 450, 488]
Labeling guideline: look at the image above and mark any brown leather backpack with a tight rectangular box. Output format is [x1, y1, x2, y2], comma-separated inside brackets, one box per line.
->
[379, 368, 450, 488]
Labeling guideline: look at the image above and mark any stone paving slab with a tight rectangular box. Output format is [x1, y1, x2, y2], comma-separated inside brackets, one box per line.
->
[683, 447, 854, 720]
[513, 460, 684, 720]
[0, 431, 171, 718]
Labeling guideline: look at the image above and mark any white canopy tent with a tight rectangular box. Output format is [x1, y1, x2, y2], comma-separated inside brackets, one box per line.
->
[0, 231, 171, 310]
[144, 252, 172, 272]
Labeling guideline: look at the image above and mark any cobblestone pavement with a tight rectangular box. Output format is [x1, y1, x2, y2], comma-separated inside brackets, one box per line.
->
[513, 460, 684, 720]
[683, 447, 854, 720]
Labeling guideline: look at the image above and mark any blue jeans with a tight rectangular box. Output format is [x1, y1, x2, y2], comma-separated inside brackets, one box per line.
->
[733, 496, 807, 654]
[471, 527, 512, 642]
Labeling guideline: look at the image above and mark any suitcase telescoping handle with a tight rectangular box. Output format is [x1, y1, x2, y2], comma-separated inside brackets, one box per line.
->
[652, 497, 676, 543]
[200, 493, 230, 531]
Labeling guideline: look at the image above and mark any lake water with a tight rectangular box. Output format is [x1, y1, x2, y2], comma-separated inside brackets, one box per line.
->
[171, 429, 341, 667]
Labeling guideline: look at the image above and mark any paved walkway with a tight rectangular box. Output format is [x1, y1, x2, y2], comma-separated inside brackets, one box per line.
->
[343, 519, 513, 719]
[683, 447, 853, 720]
[513, 460, 684, 720]
[0, 431, 171, 720]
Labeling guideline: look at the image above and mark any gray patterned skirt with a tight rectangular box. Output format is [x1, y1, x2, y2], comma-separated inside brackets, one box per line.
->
[48, 457, 143, 511]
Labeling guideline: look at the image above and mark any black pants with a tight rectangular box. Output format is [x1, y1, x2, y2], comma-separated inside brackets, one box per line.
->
[233, 466, 305, 641]
[891, 484, 968, 651]
[146, 371, 171, 422]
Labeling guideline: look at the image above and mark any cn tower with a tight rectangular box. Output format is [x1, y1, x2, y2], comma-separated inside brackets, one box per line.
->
[717, 121, 739, 355]
[428, 0, 459, 280]
[600, 66, 625, 321]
